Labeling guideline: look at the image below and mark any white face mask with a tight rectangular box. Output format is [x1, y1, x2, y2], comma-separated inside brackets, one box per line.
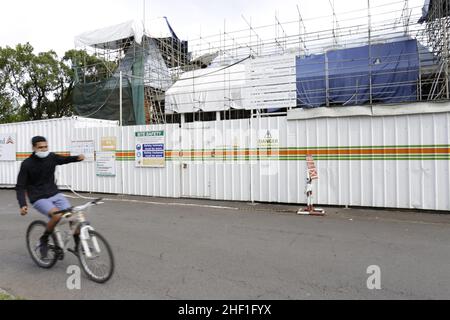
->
[35, 151, 50, 158]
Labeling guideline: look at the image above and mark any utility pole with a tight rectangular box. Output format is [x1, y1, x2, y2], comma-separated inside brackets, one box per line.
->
[368, 0, 373, 105]
[119, 71, 123, 127]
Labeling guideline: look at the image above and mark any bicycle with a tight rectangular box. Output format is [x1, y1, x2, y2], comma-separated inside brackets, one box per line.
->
[25, 198, 114, 284]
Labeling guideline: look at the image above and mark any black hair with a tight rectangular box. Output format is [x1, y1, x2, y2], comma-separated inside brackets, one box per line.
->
[31, 136, 47, 147]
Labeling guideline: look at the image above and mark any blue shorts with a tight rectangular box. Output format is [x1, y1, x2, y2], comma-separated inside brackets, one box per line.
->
[32, 193, 71, 218]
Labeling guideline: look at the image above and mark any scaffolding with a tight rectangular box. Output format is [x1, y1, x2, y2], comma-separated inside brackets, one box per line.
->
[144, 86, 165, 124]
[73, 19, 185, 125]
[72, 1, 450, 125]
[420, 0, 450, 100]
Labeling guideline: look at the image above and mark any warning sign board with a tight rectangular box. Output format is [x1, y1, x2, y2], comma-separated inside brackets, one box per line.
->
[306, 154, 318, 180]
[135, 131, 165, 168]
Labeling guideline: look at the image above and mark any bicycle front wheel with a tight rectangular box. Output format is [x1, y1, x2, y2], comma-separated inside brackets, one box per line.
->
[78, 230, 114, 283]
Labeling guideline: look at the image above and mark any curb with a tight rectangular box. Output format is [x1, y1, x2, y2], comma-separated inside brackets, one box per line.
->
[63, 192, 302, 215]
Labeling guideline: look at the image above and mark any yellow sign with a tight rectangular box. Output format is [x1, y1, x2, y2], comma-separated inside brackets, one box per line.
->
[142, 158, 165, 167]
[101, 137, 117, 151]
[257, 130, 279, 148]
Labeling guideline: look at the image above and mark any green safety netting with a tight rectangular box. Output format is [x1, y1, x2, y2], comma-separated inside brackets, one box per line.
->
[73, 43, 146, 126]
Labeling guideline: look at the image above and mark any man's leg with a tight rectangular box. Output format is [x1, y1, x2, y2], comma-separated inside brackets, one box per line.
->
[52, 193, 79, 250]
[46, 208, 63, 233]
[38, 208, 63, 258]
[32, 198, 58, 258]
[71, 223, 80, 251]
[51, 193, 80, 251]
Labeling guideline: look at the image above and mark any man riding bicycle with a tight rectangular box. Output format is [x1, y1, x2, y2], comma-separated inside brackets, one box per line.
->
[16, 136, 85, 258]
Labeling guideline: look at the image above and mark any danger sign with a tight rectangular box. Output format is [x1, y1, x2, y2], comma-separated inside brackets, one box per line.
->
[306, 155, 318, 180]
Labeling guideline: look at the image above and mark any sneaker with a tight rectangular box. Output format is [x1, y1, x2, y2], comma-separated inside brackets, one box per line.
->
[39, 238, 49, 259]
[55, 247, 64, 260]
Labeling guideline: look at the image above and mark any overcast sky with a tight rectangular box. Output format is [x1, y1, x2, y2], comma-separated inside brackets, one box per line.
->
[0, 0, 424, 56]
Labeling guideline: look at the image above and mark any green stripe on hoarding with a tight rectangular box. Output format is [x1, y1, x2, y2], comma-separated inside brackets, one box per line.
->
[115, 158, 450, 162]
[115, 146, 450, 154]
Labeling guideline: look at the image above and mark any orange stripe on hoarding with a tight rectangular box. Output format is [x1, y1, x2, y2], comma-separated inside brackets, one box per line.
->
[16, 147, 450, 160]
[158, 148, 450, 157]
[278, 148, 450, 156]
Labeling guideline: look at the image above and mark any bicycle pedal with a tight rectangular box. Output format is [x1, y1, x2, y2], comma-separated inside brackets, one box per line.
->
[53, 246, 64, 260]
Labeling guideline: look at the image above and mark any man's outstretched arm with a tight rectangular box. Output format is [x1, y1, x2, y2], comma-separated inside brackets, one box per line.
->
[54, 153, 85, 165]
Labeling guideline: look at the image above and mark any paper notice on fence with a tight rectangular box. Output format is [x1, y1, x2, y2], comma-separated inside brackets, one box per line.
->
[96, 151, 116, 177]
[0, 134, 16, 161]
[70, 140, 95, 162]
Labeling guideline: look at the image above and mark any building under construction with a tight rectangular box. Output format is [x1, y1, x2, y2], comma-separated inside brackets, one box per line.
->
[73, 18, 188, 125]
[72, 0, 450, 125]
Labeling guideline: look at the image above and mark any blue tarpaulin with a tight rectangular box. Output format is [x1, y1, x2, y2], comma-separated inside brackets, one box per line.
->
[296, 39, 419, 108]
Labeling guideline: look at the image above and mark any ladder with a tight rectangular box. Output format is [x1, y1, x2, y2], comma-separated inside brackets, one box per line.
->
[144, 87, 166, 124]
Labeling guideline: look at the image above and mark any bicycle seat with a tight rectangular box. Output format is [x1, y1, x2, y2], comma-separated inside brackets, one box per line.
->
[53, 207, 74, 215]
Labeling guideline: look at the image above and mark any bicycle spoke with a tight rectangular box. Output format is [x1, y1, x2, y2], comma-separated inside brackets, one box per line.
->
[79, 231, 114, 282]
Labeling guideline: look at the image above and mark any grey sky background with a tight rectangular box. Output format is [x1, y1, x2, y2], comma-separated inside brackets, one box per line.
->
[0, 0, 424, 56]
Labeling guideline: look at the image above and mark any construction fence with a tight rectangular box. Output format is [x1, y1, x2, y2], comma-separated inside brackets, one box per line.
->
[1, 106, 450, 211]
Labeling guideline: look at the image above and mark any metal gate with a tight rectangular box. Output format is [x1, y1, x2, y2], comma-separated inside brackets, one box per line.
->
[180, 122, 212, 198]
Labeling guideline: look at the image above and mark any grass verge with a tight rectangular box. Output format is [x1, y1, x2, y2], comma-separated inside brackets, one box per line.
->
[0, 289, 24, 300]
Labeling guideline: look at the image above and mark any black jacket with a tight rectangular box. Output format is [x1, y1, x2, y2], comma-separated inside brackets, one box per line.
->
[16, 152, 82, 207]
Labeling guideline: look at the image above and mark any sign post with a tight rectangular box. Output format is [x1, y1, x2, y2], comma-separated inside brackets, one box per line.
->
[297, 155, 326, 216]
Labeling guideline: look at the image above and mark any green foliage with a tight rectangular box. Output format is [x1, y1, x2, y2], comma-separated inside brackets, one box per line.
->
[0, 289, 24, 300]
[64, 49, 117, 84]
[0, 43, 117, 124]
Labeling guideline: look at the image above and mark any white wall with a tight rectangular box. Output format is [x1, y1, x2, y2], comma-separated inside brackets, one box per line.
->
[1, 113, 449, 211]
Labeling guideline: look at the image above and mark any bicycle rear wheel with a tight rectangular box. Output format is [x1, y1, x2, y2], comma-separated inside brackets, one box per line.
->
[78, 230, 114, 283]
[26, 221, 59, 269]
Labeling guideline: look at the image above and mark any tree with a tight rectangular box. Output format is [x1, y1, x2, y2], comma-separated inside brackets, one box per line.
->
[0, 49, 22, 123]
[0, 43, 116, 123]
[0, 43, 68, 120]
[63, 49, 117, 84]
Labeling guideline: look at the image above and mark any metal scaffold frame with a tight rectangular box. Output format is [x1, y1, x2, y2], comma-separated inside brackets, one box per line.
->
[73, 0, 450, 125]
[422, 0, 450, 100]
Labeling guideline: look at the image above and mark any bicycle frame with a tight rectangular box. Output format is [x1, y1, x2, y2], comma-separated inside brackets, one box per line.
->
[53, 200, 103, 258]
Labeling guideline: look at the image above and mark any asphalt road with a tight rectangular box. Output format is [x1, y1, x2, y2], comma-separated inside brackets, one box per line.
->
[0, 189, 449, 300]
